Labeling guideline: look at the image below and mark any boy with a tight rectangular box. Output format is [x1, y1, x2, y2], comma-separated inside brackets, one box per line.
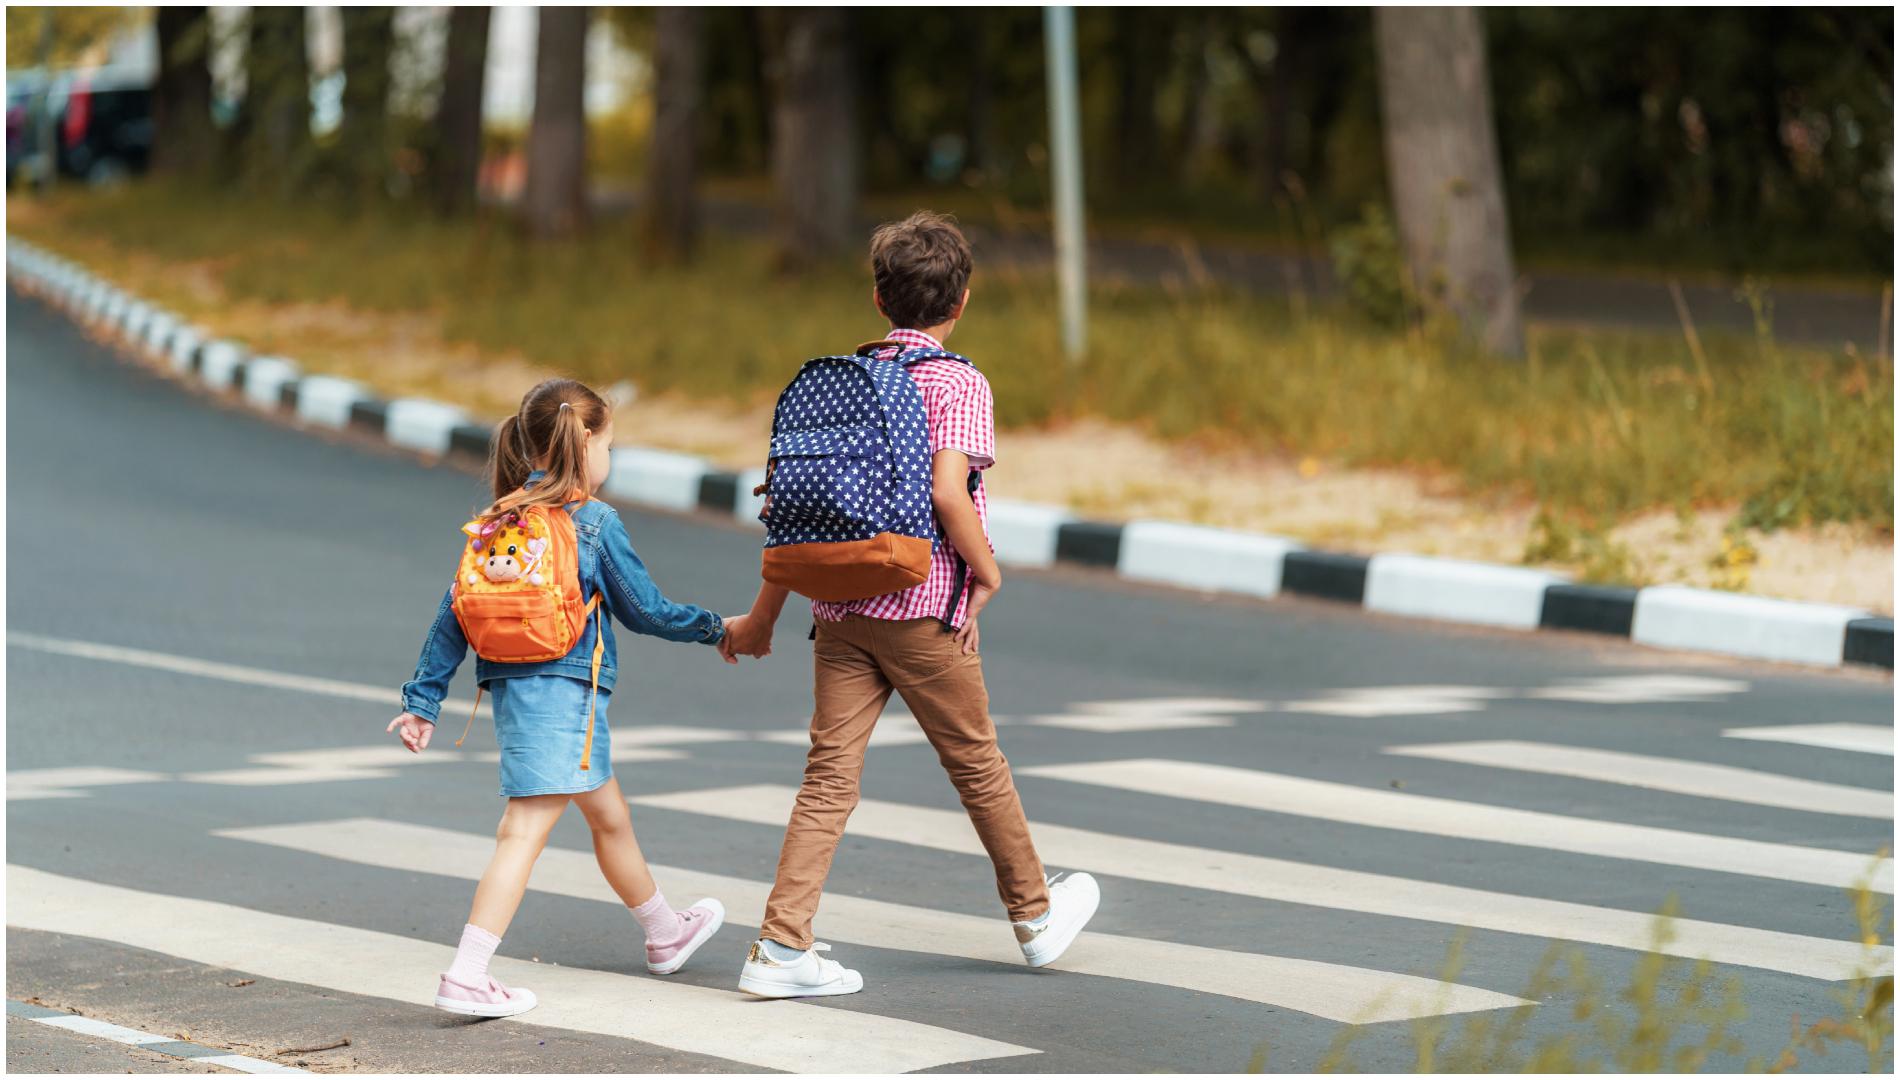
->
[720, 211, 1100, 998]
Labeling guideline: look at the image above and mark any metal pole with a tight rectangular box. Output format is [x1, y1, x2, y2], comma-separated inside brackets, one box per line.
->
[1043, 5, 1086, 360]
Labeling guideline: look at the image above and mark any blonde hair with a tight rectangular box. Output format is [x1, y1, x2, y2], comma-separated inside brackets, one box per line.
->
[480, 378, 611, 526]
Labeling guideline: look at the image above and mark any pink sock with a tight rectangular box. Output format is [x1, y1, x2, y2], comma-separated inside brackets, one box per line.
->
[632, 892, 685, 945]
[446, 923, 501, 984]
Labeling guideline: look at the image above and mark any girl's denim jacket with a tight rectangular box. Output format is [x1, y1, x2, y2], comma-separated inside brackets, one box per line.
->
[400, 477, 725, 725]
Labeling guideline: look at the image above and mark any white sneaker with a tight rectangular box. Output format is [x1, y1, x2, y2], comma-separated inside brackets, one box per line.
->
[737, 940, 864, 998]
[1014, 872, 1100, 968]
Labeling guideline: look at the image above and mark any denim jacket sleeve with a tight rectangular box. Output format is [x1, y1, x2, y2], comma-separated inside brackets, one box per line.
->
[399, 585, 467, 725]
[596, 508, 725, 645]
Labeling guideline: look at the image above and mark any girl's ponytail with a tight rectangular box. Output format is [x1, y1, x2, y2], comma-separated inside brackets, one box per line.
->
[478, 379, 611, 527]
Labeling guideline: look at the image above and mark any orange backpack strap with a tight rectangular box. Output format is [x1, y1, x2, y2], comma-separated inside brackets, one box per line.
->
[455, 686, 481, 750]
[578, 593, 605, 771]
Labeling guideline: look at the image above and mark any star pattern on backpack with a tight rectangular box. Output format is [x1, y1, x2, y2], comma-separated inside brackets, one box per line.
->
[762, 348, 970, 550]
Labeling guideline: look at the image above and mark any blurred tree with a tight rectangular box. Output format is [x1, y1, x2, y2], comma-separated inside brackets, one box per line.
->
[429, 5, 489, 216]
[644, 7, 704, 260]
[523, 6, 589, 240]
[1110, 8, 1167, 190]
[1375, 6, 1523, 357]
[243, 6, 314, 196]
[3, 6, 140, 68]
[151, 7, 216, 176]
[335, 6, 395, 198]
[764, 8, 859, 268]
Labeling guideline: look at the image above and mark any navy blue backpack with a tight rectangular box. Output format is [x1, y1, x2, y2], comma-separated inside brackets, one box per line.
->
[758, 340, 979, 617]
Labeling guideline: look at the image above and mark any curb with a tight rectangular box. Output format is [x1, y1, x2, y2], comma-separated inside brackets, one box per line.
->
[8, 238, 1891, 672]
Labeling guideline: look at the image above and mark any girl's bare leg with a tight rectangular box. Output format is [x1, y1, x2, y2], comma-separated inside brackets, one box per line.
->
[466, 793, 570, 935]
[574, 778, 659, 907]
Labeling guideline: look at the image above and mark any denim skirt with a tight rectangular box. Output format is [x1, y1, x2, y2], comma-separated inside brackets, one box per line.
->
[487, 675, 613, 798]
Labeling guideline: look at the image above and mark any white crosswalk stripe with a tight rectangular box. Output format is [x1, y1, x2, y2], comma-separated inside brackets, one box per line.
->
[631, 784, 1893, 982]
[7, 865, 1037, 1073]
[217, 817, 1526, 1024]
[7, 767, 169, 801]
[1724, 723, 1895, 756]
[1386, 739, 1892, 819]
[1018, 758, 1892, 891]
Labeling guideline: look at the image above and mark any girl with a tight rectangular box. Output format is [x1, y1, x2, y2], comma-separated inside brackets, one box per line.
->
[387, 377, 739, 1018]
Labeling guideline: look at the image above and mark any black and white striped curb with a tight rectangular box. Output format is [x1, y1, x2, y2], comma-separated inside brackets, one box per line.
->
[6, 998, 306, 1073]
[10, 238, 1891, 672]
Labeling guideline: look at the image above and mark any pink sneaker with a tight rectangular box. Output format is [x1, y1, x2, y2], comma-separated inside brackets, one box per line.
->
[434, 973, 538, 1018]
[646, 897, 726, 975]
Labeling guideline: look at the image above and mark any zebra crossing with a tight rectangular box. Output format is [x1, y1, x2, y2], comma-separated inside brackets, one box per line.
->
[7, 637, 1893, 1071]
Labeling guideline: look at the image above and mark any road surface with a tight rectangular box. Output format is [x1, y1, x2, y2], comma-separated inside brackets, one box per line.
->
[5, 287, 1893, 1073]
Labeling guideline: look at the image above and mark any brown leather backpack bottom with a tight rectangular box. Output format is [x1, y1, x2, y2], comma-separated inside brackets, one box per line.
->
[762, 533, 933, 602]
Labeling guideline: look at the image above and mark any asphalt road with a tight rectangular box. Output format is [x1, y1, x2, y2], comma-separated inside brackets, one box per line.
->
[5, 285, 1894, 1074]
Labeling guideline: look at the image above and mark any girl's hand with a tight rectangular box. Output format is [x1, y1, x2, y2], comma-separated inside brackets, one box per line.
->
[386, 712, 435, 753]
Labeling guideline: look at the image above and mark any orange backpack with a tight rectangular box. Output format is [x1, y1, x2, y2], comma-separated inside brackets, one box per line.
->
[450, 503, 606, 769]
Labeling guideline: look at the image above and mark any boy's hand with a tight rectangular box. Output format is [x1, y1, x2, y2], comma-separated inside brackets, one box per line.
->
[954, 575, 1001, 654]
[386, 712, 434, 753]
[722, 612, 774, 660]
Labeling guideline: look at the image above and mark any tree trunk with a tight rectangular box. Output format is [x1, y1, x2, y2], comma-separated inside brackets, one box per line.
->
[337, 6, 395, 197]
[1111, 7, 1162, 188]
[522, 6, 589, 240]
[432, 5, 489, 215]
[643, 7, 703, 259]
[151, 6, 216, 175]
[245, 6, 312, 193]
[765, 8, 858, 269]
[1374, 6, 1524, 357]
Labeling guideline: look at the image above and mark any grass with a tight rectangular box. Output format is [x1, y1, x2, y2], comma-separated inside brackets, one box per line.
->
[1273, 866, 1893, 1073]
[10, 180, 1893, 537]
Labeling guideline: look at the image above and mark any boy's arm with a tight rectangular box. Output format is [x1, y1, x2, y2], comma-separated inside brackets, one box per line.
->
[932, 449, 1001, 653]
[398, 585, 468, 726]
[723, 582, 789, 658]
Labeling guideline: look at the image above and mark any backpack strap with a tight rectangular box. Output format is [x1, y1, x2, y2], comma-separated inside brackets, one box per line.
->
[854, 340, 975, 367]
[579, 593, 604, 771]
[939, 468, 982, 632]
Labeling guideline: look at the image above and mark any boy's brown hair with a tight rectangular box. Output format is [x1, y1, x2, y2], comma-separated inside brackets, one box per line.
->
[869, 211, 973, 330]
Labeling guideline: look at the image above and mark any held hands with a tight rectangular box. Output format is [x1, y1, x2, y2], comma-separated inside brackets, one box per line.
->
[386, 711, 434, 753]
[719, 612, 775, 664]
[954, 572, 1002, 655]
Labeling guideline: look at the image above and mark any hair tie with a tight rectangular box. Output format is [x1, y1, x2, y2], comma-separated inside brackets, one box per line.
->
[558, 402, 572, 413]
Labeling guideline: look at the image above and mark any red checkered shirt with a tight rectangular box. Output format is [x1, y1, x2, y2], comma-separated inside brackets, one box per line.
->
[811, 327, 995, 627]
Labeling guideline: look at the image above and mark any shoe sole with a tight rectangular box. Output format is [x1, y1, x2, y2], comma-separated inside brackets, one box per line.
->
[433, 991, 538, 1018]
[737, 969, 865, 999]
[1022, 883, 1101, 969]
[647, 898, 726, 975]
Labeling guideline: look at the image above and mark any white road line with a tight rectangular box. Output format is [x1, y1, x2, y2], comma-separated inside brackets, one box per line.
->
[7, 632, 485, 718]
[6, 865, 1036, 1073]
[1019, 759, 1891, 893]
[1387, 740, 1892, 820]
[1527, 675, 1749, 704]
[631, 784, 1893, 982]
[219, 818, 1524, 1024]
[25, 1013, 304, 1073]
[7, 767, 169, 801]
[34, 1014, 173, 1045]
[1280, 685, 1508, 717]
[1022, 697, 1263, 733]
[1724, 723, 1895, 757]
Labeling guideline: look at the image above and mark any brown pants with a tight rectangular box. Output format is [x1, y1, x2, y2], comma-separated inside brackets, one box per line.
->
[757, 615, 1051, 949]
